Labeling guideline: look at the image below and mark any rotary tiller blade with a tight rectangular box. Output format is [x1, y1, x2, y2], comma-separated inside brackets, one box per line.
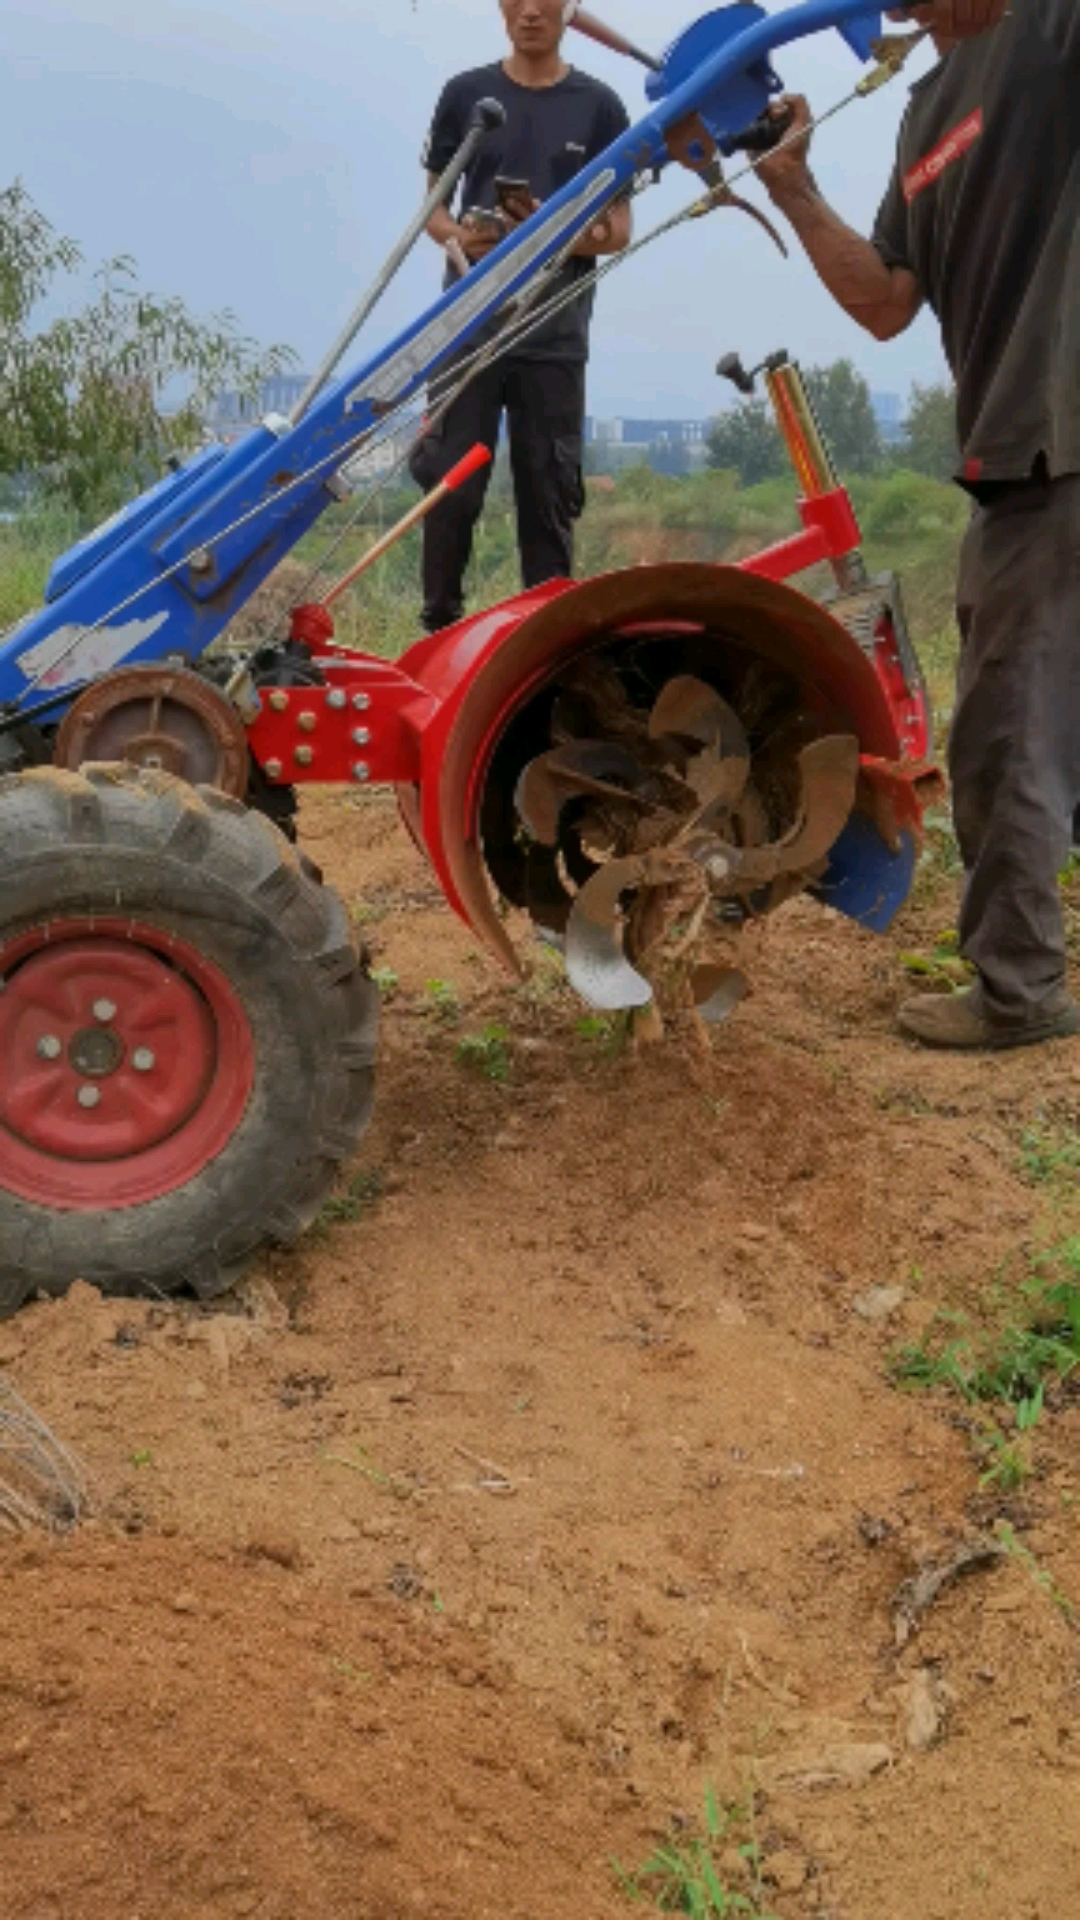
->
[514, 741, 645, 845]
[693, 734, 860, 894]
[648, 676, 750, 812]
[690, 964, 749, 1025]
[564, 855, 654, 1010]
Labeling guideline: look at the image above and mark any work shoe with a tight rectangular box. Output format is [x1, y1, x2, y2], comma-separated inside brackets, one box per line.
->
[897, 986, 1080, 1051]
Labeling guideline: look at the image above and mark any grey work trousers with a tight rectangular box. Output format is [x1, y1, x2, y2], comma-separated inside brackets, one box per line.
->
[951, 471, 1080, 1022]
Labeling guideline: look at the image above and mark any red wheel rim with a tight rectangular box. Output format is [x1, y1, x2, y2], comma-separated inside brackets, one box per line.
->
[0, 919, 255, 1210]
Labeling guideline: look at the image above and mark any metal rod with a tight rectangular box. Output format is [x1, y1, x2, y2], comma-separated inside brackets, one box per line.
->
[288, 98, 507, 425]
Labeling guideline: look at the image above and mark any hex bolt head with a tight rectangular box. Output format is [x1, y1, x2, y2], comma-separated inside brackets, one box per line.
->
[36, 1034, 62, 1061]
[705, 854, 731, 883]
[297, 711, 317, 733]
[268, 690, 289, 713]
[352, 693, 371, 712]
[352, 761, 370, 783]
[77, 1085, 102, 1110]
[264, 758, 283, 780]
[131, 1047, 156, 1073]
[92, 998, 117, 1023]
[351, 727, 371, 747]
[189, 547, 214, 575]
[294, 745, 314, 767]
[326, 689, 347, 710]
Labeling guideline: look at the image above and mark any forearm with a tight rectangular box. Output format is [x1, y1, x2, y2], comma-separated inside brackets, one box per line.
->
[572, 199, 632, 259]
[767, 178, 920, 340]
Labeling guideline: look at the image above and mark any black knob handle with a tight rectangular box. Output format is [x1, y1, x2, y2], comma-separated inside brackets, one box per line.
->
[726, 103, 795, 156]
[472, 97, 508, 134]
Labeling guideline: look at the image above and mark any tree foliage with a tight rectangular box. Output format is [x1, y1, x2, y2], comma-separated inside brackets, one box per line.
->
[0, 180, 294, 519]
[706, 357, 882, 485]
[804, 358, 881, 474]
[901, 381, 958, 480]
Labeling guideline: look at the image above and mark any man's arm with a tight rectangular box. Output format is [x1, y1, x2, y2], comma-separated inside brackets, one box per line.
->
[572, 197, 632, 258]
[756, 97, 921, 341]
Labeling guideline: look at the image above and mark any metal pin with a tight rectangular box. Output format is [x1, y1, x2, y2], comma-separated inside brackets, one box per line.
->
[268, 690, 289, 712]
[36, 1034, 62, 1061]
[352, 762, 370, 782]
[297, 711, 317, 733]
[295, 745, 314, 766]
[326, 689, 347, 710]
[77, 1085, 102, 1109]
[352, 727, 370, 747]
[132, 1048, 156, 1073]
[264, 759, 283, 779]
[352, 693, 371, 712]
[93, 998, 117, 1023]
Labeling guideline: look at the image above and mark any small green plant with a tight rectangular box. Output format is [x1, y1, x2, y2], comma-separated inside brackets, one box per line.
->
[892, 1271, 1080, 1409]
[424, 978, 461, 1021]
[370, 965, 399, 999]
[456, 1024, 512, 1081]
[314, 1167, 384, 1233]
[1018, 1121, 1080, 1185]
[616, 1790, 777, 1919]
[995, 1519, 1076, 1622]
[897, 927, 972, 990]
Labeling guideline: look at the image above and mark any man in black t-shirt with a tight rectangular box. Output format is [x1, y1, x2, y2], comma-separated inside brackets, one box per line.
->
[411, 0, 630, 635]
[757, 0, 1080, 1052]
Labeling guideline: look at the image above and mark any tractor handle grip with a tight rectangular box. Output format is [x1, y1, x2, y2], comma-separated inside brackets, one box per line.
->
[442, 444, 493, 491]
[726, 102, 797, 155]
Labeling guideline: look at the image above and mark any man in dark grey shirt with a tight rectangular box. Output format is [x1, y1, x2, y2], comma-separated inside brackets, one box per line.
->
[758, 0, 1080, 1050]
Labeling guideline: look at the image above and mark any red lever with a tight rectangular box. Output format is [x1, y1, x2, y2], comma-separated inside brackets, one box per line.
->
[442, 443, 493, 491]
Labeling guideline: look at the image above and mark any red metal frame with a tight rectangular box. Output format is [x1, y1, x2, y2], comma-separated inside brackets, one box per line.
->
[243, 486, 933, 965]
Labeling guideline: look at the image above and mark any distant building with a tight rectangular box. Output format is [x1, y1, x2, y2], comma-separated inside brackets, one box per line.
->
[584, 416, 708, 473]
[208, 372, 311, 441]
[870, 390, 904, 446]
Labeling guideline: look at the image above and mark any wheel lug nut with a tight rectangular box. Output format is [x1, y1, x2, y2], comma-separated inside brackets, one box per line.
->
[93, 999, 117, 1023]
[131, 1048, 156, 1073]
[36, 1034, 62, 1061]
[77, 1085, 102, 1110]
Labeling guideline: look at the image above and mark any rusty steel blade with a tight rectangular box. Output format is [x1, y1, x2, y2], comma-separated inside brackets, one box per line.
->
[515, 740, 644, 844]
[564, 856, 653, 1010]
[649, 676, 750, 814]
[691, 965, 749, 1025]
[692, 734, 860, 893]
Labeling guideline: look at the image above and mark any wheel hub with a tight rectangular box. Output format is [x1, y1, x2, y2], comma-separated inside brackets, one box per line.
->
[53, 665, 250, 796]
[0, 921, 255, 1208]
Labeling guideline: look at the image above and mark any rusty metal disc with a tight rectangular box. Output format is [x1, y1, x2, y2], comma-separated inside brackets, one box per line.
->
[54, 666, 249, 797]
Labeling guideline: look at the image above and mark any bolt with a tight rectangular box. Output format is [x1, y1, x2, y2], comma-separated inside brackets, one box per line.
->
[264, 758, 283, 780]
[326, 689, 347, 710]
[77, 1085, 102, 1110]
[268, 690, 289, 712]
[351, 727, 370, 747]
[92, 998, 117, 1023]
[705, 854, 731, 883]
[189, 547, 214, 575]
[131, 1047, 156, 1073]
[297, 711, 317, 733]
[295, 745, 314, 767]
[352, 761, 370, 783]
[36, 1034, 62, 1061]
[352, 693, 371, 712]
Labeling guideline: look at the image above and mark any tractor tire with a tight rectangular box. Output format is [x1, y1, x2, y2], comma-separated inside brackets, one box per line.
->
[0, 765, 378, 1315]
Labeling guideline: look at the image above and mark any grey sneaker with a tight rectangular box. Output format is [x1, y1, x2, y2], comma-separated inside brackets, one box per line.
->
[898, 986, 1080, 1051]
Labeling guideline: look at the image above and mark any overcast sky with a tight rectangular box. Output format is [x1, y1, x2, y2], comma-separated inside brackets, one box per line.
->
[5, 0, 949, 419]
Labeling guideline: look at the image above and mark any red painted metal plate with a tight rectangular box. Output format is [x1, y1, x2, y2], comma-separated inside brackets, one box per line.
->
[0, 920, 255, 1210]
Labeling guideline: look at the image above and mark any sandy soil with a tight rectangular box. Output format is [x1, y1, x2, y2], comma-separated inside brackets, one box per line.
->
[3, 785, 1080, 1920]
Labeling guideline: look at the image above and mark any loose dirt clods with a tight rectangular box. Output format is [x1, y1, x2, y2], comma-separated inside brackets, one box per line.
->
[3, 785, 1080, 1919]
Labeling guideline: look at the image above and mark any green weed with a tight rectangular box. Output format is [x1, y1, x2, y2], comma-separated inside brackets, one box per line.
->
[456, 1024, 512, 1082]
[995, 1520, 1076, 1623]
[1018, 1121, 1080, 1186]
[616, 1790, 777, 1919]
[314, 1167, 384, 1233]
[892, 1270, 1080, 1410]
[898, 926, 971, 990]
[370, 965, 399, 998]
[424, 978, 461, 1022]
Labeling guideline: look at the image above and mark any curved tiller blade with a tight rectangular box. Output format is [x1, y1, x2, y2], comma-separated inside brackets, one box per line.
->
[691, 964, 749, 1025]
[564, 856, 653, 1010]
[514, 741, 645, 845]
[648, 676, 751, 813]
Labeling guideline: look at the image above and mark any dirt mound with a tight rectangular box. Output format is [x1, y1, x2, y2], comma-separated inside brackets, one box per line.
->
[3, 787, 1080, 1919]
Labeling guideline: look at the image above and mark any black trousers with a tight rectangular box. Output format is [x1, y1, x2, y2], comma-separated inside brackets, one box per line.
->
[409, 354, 586, 634]
[950, 471, 1080, 1022]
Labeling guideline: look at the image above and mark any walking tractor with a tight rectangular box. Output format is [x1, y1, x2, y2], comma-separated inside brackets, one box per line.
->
[0, 0, 938, 1312]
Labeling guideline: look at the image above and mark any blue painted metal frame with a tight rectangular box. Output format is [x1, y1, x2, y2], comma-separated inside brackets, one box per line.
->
[0, 0, 882, 708]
